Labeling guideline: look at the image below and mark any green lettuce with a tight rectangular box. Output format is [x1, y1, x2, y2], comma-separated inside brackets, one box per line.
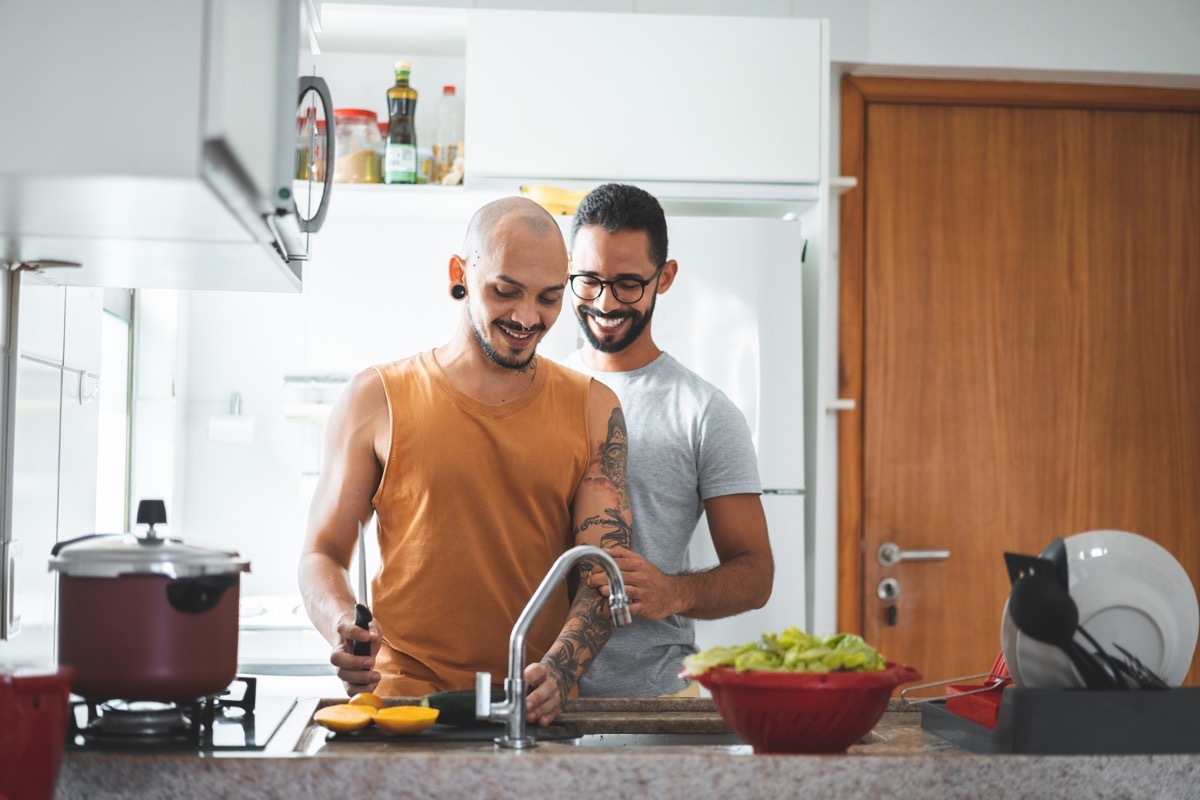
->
[681, 626, 887, 676]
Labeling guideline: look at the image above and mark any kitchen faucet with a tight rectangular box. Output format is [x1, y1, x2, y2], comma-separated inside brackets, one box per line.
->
[476, 544, 632, 749]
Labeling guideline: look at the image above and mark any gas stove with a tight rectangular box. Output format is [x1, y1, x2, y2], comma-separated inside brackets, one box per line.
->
[66, 676, 305, 753]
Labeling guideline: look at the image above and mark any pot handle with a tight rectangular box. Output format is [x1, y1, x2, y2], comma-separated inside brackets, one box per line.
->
[50, 533, 119, 557]
[166, 574, 237, 614]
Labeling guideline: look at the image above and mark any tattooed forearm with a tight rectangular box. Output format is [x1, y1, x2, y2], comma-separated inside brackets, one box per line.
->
[575, 508, 632, 551]
[542, 582, 617, 700]
[599, 408, 628, 497]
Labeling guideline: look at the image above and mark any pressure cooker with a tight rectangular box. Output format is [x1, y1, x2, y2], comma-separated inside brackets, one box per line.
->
[48, 500, 250, 701]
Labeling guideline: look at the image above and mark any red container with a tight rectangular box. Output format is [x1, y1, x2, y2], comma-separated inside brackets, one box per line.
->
[692, 663, 922, 754]
[946, 683, 1008, 729]
[0, 667, 75, 800]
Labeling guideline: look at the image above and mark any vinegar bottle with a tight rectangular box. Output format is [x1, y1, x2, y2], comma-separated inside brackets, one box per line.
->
[432, 85, 464, 184]
[384, 60, 418, 184]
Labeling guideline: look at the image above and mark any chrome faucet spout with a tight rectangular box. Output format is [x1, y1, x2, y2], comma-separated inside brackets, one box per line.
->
[475, 544, 630, 749]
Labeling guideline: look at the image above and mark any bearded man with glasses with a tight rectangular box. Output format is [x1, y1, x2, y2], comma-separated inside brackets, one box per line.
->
[564, 183, 774, 698]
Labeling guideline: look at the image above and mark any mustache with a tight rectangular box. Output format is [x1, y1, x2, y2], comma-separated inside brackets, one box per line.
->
[496, 320, 545, 333]
[581, 308, 634, 321]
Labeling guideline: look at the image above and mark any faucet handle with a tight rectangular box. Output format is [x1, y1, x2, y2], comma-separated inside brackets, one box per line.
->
[475, 672, 493, 720]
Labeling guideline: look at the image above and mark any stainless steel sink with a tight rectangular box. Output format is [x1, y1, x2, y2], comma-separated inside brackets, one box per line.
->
[565, 732, 747, 748]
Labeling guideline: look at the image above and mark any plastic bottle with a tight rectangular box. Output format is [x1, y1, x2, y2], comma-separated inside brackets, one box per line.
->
[384, 60, 418, 184]
[432, 85, 464, 184]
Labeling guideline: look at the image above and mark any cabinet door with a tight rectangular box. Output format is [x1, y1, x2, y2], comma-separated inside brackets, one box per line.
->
[4, 357, 62, 664]
[59, 288, 102, 541]
[466, 11, 822, 184]
[16, 278, 64, 366]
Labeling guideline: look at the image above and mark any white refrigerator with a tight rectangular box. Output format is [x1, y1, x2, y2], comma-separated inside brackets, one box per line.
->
[541, 214, 806, 653]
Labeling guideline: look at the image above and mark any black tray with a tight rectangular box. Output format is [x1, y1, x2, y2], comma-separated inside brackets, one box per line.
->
[329, 720, 581, 743]
[921, 687, 1200, 754]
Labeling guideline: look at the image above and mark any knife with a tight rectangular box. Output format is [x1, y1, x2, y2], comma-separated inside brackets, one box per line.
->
[353, 520, 372, 656]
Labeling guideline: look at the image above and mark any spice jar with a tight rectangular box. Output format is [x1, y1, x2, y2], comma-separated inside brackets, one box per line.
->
[333, 108, 384, 183]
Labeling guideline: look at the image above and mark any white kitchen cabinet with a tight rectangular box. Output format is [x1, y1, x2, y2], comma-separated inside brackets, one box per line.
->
[0, 282, 102, 663]
[11, 280, 64, 367]
[0, 0, 333, 292]
[59, 289, 103, 543]
[3, 356, 62, 664]
[466, 10, 823, 185]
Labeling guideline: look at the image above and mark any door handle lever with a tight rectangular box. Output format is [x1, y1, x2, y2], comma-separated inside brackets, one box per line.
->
[877, 542, 950, 567]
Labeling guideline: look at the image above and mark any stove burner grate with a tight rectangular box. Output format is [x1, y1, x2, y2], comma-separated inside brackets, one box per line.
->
[68, 676, 261, 750]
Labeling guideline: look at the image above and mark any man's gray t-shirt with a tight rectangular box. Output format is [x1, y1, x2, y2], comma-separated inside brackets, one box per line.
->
[565, 351, 762, 697]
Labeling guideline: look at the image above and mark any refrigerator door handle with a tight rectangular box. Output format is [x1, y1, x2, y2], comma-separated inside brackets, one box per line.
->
[3, 540, 21, 638]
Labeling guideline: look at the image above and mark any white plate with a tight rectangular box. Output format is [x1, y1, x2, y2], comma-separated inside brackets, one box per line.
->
[1001, 530, 1198, 688]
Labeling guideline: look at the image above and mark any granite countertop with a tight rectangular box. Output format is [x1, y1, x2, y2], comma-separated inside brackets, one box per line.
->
[55, 698, 1200, 799]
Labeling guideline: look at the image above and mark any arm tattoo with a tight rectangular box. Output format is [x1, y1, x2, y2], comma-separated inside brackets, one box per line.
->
[576, 509, 632, 551]
[599, 408, 627, 495]
[542, 580, 616, 703]
[543, 407, 632, 695]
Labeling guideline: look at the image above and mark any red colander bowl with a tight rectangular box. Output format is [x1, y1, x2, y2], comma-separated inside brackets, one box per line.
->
[691, 662, 922, 754]
[0, 666, 76, 799]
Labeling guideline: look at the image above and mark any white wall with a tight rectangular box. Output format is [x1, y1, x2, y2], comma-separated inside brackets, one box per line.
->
[857, 0, 1200, 79]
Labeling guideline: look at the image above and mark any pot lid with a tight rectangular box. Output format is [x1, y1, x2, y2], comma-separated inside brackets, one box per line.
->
[49, 532, 250, 578]
[48, 501, 248, 578]
[48, 498, 249, 578]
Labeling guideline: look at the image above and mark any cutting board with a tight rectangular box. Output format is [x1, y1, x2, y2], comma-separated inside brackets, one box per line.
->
[327, 721, 581, 743]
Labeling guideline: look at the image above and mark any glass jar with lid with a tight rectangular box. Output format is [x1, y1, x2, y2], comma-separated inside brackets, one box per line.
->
[332, 108, 384, 183]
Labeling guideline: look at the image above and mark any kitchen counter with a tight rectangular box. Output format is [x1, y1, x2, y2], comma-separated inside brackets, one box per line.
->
[55, 700, 1200, 799]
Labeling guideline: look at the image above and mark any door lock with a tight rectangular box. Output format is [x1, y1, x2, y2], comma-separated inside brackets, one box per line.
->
[877, 578, 900, 627]
[877, 542, 951, 567]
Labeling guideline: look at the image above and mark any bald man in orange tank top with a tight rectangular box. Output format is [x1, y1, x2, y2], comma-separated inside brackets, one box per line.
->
[299, 197, 633, 727]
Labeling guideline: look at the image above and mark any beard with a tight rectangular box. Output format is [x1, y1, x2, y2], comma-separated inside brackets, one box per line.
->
[575, 292, 656, 354]
[467, 298, 542, 371]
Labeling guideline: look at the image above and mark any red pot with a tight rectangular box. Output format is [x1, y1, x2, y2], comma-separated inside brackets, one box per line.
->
[0, 666, 75, 800]
[49, 503, 249, 701]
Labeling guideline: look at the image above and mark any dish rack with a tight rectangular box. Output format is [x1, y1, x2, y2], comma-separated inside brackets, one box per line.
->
[920, 686, 1200, 755]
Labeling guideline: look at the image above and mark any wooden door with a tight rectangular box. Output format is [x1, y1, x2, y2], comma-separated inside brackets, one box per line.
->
[838, 78, 1200, 686]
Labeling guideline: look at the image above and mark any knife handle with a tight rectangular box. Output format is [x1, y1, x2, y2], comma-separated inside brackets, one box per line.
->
[353, 603, 372, 657]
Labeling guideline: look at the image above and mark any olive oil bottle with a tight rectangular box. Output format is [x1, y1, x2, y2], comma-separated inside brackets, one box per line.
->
[384, 60, 418, 184]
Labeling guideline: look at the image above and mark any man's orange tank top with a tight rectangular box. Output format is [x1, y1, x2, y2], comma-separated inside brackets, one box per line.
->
[369, 350, 593, 697]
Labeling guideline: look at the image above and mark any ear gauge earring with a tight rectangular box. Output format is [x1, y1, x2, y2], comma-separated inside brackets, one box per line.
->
[450, 284, 466, 300]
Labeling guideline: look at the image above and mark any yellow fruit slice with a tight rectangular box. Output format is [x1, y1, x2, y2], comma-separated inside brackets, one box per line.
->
[374, 705, 440, 735]
[348, 692, 385, 711]
[314, 703, 375, 733]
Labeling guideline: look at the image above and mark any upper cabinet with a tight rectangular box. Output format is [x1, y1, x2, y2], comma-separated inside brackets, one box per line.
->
[0, 0, 332, 292]
[466, 10, 823, 187]
[305, 5, 828, 217]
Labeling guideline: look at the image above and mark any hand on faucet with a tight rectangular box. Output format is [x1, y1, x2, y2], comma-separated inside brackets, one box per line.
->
[587, 545, 683, 622]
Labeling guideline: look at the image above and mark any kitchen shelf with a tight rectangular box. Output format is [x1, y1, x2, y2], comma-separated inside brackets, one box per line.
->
[328, 182, 820, 221]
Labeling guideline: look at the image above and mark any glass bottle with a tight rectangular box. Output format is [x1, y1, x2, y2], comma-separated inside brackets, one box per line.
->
[384, 60, 418, 184]
[432, 85, 464, 184]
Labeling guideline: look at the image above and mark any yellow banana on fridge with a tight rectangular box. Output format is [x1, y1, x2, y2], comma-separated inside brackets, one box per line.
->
[519, 184, 590, 216]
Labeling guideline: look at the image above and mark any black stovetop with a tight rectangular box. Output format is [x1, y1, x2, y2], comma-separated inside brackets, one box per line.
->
[66, 676, 299, 752]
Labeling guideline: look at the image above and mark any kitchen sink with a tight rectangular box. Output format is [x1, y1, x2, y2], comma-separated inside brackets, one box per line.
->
[565, 732, 747, 748]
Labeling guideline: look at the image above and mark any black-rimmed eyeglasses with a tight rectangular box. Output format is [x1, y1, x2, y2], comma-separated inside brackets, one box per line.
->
[568, 267, 663, 304]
